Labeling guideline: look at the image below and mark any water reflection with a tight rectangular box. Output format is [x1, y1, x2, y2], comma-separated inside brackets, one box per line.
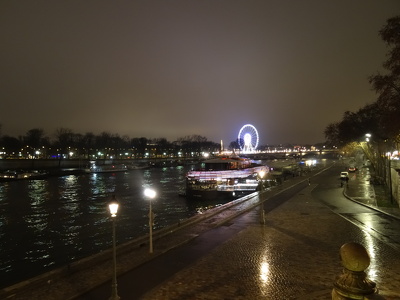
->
[0, 165, 212, 288]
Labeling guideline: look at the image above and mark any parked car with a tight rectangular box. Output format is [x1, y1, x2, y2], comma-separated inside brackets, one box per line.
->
[348, 166, 357, 172]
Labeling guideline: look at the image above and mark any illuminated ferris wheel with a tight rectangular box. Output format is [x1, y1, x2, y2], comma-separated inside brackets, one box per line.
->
[238, 124, 259, 153]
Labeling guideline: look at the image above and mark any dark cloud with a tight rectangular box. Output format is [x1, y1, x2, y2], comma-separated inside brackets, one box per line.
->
[1, 1, 399, 145]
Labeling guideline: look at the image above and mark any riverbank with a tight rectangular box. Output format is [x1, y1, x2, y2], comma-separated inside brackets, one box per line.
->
[0, 157, 204, 172]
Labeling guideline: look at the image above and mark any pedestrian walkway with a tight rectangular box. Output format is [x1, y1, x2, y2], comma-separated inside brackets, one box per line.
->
[139, 167, 400, 300]
[2, 163, 400, 300]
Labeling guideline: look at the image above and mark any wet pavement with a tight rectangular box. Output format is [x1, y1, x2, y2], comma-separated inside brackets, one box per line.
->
[2, 162, 400, 300]
[139, 165, 400, 300]
[344, 166, 400, 220]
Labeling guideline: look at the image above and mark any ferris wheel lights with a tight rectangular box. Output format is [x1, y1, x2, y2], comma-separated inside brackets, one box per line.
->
[238, 124, 259, 153]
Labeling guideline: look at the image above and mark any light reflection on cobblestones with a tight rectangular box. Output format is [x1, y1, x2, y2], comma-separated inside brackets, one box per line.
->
[142, 181, 400, 300]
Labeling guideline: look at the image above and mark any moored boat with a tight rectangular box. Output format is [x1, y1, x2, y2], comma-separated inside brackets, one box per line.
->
[185, 156, 269, 200]
[86, 162, 128, 173]
[0, 170, 49, 181]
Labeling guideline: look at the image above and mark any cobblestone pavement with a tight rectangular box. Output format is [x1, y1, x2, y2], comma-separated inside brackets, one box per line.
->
[2, 163, 400, 300]
[141, 182, 400, 300]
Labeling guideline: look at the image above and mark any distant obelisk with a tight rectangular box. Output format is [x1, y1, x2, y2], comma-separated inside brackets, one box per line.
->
[220, 140, 224, 152]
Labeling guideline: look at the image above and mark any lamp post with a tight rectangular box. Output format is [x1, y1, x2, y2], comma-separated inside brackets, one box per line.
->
[387, 152, 394, 204]
[144, 188, 156, 253]
[108, 197, 120, 300]
[258, 171, 265, 225]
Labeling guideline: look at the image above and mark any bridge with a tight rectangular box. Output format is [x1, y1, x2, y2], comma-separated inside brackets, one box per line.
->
[241, 149, 339, 160]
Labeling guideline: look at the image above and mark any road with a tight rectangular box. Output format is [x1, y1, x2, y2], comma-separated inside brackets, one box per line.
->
[312, 164, 400, 252]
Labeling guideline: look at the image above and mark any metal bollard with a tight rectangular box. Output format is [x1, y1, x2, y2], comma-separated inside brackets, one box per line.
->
[332, 242, 378, 300]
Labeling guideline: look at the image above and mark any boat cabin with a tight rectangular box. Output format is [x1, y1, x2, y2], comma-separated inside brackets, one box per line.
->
[203, 157, 252, 171]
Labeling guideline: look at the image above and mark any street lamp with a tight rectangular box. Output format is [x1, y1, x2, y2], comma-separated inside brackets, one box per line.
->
[386, 152, 394, 204]
[258, 171, 266, 225]
[108, 196, 120, 300]
[144, 188, 156, 253]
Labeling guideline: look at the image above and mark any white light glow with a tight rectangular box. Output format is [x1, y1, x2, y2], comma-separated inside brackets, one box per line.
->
[108, 202, 119, 217]
[144, 188, 156, 199]
[238, 124, 259, 153]
[305, 159, 317, 166]
[259, 260, 270, 284]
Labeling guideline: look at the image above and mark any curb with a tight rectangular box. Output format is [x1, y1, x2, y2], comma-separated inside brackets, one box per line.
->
[343, 187, 400, 221]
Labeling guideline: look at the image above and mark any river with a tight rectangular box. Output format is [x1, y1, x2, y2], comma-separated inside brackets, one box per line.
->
[0, 163, 228, 288]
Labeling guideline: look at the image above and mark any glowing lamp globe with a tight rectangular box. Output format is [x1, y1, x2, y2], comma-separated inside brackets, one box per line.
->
[144, 188, 156, 199]
[109, 202, 119, 217]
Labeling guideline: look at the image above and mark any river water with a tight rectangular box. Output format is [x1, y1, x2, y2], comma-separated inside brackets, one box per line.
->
[1, 163, 228, 288]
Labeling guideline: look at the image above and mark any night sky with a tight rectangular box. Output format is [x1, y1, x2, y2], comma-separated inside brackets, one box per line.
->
[1, 1, 399, 145]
